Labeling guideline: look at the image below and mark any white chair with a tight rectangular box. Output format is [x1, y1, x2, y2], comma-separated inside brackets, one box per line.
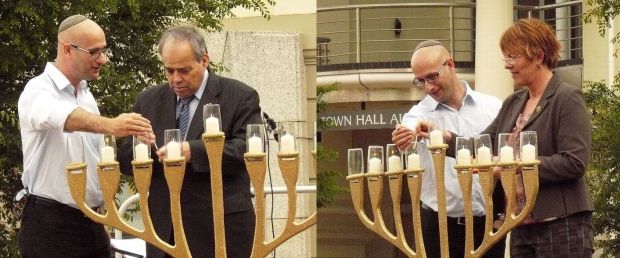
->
[111, 193, 146, 258]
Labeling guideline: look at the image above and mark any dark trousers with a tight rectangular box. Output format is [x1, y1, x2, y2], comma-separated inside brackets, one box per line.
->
[17, 195, 110, 258]
[420, 205, 505, 258]
[510, 211, 594, 258]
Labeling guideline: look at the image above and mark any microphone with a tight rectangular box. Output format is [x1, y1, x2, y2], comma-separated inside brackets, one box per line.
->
[263, 112, 277, 132]
[262, 112, 279, 142]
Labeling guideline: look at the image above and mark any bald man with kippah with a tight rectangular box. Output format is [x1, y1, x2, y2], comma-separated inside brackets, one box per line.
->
[17, 14, 152, 257]
[391, 40, 505, 257]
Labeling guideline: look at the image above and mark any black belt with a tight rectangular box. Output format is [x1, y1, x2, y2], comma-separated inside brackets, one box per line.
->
[27, 195, 99, 215]
[421, 202, 485, 226]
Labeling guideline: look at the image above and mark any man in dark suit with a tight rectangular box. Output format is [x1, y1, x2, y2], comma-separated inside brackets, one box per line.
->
[118, 24, 261, 258]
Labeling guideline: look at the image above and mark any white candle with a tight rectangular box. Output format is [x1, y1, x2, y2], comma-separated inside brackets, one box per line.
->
[476, 146, 492, 164]
[500, 145, 514, 163]
[205, 116, 220, 134]
[248, 135, 263, 154]
[457, 148, 472, 165]
[387, 155, 402, 172]
[166, 141, 181, 159]
[430, 129, 443, 146]
[368, 157, 382, 173]
[101, 146, 115, 163]
[280, 134, 295, 153]
[407, 153, 421, 169]
[134, 143, 149, 161]
[521, 144, 536, 162]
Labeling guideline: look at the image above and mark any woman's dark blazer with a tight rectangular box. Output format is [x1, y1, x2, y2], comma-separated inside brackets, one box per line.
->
[463, 74, 593, 220]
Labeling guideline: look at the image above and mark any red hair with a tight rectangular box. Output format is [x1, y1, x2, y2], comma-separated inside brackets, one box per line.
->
[500, 18, 561, 68]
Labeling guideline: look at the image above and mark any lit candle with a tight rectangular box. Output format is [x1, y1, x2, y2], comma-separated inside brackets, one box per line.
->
[407, 153, 421, 169]
[248, 135, 263, 153]
[457, 148, 471, 165]
[166, 141, 181, 159]
[134, 143, 149, 161]
[101, 146, 115, 163]
[430, 129, 443, 146]
[205, 116, 220, 134]
[476, 146, 492, 164]
[280, 133, 295, 153]
[387, 155, 402, 172]
[500, 145, 514, 163]
[521, 144, 536, 162]
[368, 157, 382, 173]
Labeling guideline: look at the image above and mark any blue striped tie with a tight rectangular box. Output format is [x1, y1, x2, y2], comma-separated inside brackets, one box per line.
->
[178, 96, 194, 139]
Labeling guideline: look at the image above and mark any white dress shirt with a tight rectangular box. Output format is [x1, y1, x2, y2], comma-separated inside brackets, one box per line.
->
[18, 62, 104, 208]
[402, 81, 501, 217]
[175, 69, 208, 140]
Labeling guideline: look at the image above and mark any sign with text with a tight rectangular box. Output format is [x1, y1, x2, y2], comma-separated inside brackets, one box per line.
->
[319, 110, 409, 131]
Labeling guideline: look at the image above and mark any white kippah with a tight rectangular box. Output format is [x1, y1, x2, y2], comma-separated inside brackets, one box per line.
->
[59, 14, 89, 32]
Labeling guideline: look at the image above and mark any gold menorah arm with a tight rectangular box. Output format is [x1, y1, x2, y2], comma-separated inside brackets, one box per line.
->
[385, 171, 416, 256]
[455, 167, 475, 258]
[470, 162, 540, 257]
[427, 145, 450, 258]
[498, 163, 517, 216]
[245, 153, 269, 258]
[405, 169, 426, 258]
[475, 166, 496, 243]
[66, 161, 191, 257]
[246, 152, 317, 258]
[202, 133, 227, 258]
[347, 175, 373, 226]
[515, 162, 540, 220]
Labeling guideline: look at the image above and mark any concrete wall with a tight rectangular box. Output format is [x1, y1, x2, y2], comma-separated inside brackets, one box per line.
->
[204, 30, 315, 258]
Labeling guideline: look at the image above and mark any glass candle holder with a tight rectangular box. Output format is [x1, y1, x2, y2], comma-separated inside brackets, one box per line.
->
[455, 137, 473, 165]
[101, 135, 116, 163]
[367, 145, 384, 173]
[133, 135, 151, 161]
[427, 115, 444, 146]
[498, 133, 515, 163]
[386, 144, 402, 172]
[246, 124, 264, 154]
[520, 131, 538, 162]
[203, 103, 222, 134]
[164, 129, 182, 159]
[474, 134, 493, 165]
[67, 134, 84, 165]
[277, 122, 296, 154]
[347, 148, 364, 176]
[405, 141, 421, 170]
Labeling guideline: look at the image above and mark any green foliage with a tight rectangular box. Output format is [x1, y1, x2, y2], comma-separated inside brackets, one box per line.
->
[316, 83, 348, 208]
[583, 1, 620, 256]
[584, 0, 620, 55]
[0, 1, 273, 257]
[584, 78, 620, 258]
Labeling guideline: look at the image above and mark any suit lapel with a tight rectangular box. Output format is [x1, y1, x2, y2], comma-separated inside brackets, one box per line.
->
[186, 72, 222, 140]
[523, 74, 560, 129]
[504, 90, 527, 132]
[156, 88, 178, 146]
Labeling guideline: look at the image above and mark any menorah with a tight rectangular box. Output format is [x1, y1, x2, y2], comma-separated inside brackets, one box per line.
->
[346, 131, 540, 257]
[65, 105, 316, 258]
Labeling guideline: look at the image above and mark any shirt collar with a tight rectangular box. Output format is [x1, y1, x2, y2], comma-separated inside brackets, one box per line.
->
[45, 62, 87, 91]
[177, 69, 209, 102]
[426, 80, 477, 111]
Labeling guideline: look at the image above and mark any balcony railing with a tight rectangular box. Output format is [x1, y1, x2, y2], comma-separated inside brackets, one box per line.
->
[317, 1, 583, 70]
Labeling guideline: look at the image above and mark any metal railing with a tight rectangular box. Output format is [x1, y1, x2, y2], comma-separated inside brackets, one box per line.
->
[317, 1, 582, 67]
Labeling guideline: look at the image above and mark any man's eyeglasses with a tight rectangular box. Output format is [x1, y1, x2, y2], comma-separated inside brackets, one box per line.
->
[501, 55, 520, 65]
[70, 43, 110, 59]
[413, 59, 448, 87]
